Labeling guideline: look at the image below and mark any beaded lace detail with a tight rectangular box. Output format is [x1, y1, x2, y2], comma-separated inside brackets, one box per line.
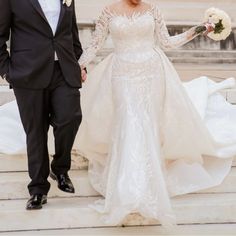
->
[79, 5, 198, 67]
[152, 6, 198, 49]
[79, 7, 112, 67]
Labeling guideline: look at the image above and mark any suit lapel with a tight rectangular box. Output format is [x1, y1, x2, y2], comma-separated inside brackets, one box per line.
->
[29, 0, 66, 35]
[56, 1, 66, 34]
[29, 0, 49, 25]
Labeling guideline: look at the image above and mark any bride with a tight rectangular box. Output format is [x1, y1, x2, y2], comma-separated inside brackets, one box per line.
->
[1, 0, 236, 226]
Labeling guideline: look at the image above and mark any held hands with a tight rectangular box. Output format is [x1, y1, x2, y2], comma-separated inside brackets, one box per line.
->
[2, 74, 10, 83]
[80, 65, 87, 83]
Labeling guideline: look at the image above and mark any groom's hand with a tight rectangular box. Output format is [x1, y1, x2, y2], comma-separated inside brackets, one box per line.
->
[80, 66, 87, 82]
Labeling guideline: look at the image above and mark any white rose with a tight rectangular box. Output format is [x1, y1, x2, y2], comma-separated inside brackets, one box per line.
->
[63, 0, 72, 7]
[209, 15, 220, 24]
[205, 7, 218, 19]
[204, 7, 232, 41]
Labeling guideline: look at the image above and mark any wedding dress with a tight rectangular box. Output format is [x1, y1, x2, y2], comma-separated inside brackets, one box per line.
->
[1, 5, 236, 226]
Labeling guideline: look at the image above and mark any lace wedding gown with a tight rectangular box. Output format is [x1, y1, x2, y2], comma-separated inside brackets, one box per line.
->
[1, 5, 236, 226]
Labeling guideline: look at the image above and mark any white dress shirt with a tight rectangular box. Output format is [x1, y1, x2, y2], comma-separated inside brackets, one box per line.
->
[38, 0, 61, 60]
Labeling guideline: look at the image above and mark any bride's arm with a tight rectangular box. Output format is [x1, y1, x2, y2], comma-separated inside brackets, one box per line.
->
[154, 6, 200, 50]
[79, 8, 111, 67]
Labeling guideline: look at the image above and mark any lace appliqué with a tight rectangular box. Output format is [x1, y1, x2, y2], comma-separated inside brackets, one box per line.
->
[152, 6, 198, 49]
[79, 8, 111, 67]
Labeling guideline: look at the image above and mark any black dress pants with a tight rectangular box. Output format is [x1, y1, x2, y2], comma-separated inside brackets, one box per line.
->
[13, 62, 82, 195]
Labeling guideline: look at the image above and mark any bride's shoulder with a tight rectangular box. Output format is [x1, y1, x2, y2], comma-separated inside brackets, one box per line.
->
[148, 3, 160, 11]
[140, 2, 161, 16]
[148, 3, 162, 18]
[97, 4, 116, 20]
[142, 2, 154, 9]
[104, 2, 121, 14]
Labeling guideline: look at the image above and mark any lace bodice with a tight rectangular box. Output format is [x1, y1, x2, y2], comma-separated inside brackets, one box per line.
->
[79, 5, 198, 67]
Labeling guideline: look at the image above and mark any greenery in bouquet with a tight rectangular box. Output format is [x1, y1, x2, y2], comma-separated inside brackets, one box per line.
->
[195, 7, 232, 41]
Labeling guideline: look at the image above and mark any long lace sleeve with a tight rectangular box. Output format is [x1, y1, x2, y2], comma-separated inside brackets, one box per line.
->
[79, 8, 111, 67]
[153, 6, 199, 50]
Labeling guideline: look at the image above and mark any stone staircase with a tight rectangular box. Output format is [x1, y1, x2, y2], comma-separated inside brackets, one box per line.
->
[166, 50, 236, 64]
[0, 151, 236, 234]
[1, 52, 236, 235]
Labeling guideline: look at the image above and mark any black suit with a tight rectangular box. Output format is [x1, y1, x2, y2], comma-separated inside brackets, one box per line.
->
[0, 0, 82, 89]
[0, 0, 83, 195]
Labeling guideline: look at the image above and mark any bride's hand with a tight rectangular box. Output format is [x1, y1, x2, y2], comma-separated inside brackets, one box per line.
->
[203, 22, 215, 35]
[80, 65, 87, 82]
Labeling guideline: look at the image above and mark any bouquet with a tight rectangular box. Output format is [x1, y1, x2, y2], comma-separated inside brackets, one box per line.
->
[195, 7, 232, 41]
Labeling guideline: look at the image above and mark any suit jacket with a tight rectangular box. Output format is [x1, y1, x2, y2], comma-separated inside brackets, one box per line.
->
[0, 0, 83, 89]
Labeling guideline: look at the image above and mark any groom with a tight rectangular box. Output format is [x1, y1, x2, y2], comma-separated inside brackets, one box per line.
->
[0, 0, 86, 210]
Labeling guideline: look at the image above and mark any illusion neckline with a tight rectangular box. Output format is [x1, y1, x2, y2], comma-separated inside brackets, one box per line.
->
[105, 5, 154, 21]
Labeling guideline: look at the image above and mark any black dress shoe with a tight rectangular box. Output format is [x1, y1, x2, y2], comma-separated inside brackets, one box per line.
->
[50, 171, 75, 193]
[26, 194, 47, 210]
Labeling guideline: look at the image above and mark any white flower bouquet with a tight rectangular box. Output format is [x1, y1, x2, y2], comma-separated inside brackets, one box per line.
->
[195, 7, 232, 41]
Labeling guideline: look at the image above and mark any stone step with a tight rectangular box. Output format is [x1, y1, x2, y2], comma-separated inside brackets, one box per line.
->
[5, 224, 236, 235]
[170, 57, 236, 64]
[1, 167, 236, 201]
[97, 49, 236, 63]
[165, 50, 236, 58]
[175, 64, 236, 82]
[1, 193, 236, 232]
[1, 153, 236, 172]
[0, 153, 88, 172]
[0, 170, 98, 200]
[198, 167, 236, 194]
[1, 166, 236, 200]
